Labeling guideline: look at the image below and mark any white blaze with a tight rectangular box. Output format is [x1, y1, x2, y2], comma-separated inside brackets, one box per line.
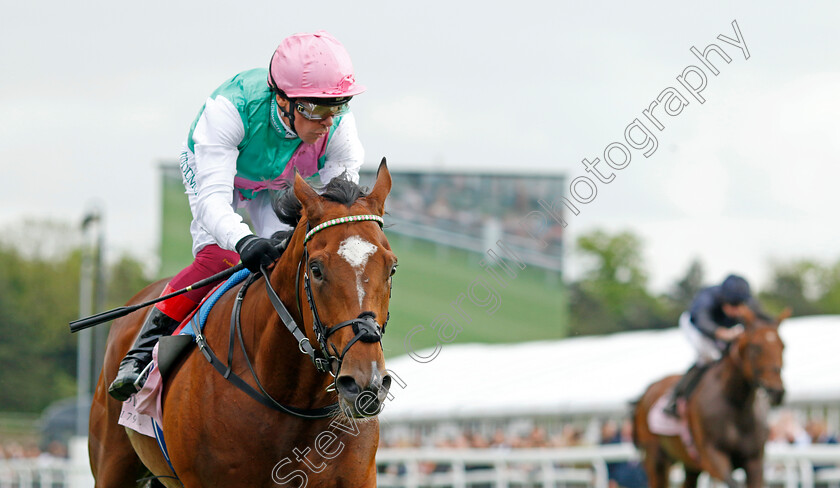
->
[337, 236, 377, 308]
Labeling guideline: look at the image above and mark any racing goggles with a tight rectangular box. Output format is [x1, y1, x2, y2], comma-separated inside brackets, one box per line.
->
[294, 99, 350, 121]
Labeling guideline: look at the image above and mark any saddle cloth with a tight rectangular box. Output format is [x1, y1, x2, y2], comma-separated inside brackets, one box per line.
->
[648, 390, 685, 436]
[648, 389, 698, 460]
[117, 343, 162, 437]
[116, 342, 177, 474]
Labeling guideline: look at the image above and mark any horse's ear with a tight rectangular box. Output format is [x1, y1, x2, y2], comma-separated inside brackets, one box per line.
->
[740, 307, 756, 328]
[365, 157, 391, 216]
[776, 307, 793, 326]
[293, 171, 323, 222]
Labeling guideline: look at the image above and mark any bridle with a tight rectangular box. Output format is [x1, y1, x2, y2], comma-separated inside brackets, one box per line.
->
[198, 213, 389, 419]
[299, 214, 389, 374]
[263, 213, 388, 377]
[728, 326, 781, 392]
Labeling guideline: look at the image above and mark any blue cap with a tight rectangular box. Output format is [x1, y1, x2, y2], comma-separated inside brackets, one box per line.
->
[721, 274, 751, 305]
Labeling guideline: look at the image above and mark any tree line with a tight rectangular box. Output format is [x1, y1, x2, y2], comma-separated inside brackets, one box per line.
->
[1, 221, 838, 413]
[567, 229, 840, 335]
[0, 220, 149, 414]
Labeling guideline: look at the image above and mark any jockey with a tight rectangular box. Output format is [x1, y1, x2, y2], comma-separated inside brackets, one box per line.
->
[109, 31, 366, 401]
[663, 274, 769, 417]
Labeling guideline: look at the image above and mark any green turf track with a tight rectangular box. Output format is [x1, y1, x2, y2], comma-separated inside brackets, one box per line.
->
[381, 234, 568, 359]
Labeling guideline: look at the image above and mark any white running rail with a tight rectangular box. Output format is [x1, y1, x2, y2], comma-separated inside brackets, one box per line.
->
[2, 441, 839, 488]
[376, 443, 840, 488]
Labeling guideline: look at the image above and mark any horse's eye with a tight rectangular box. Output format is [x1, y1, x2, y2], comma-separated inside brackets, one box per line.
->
[310, 263, 324, 280]
[390, 264, 398, 277]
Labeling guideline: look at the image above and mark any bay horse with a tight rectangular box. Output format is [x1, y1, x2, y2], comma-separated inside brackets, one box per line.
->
[632, 308, 790, 488]
[89, 162, 397, 487]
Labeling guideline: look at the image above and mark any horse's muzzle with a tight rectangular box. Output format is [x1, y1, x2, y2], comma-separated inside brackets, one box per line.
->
[764, 386, 785, 406]
[336, 372, 392, 418]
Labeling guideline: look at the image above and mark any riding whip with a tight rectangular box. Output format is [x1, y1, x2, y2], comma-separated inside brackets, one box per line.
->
[69, 262, 245, 333]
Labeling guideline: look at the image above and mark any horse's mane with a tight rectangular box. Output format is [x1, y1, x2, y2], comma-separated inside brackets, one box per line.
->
[272, 173, 369, 240]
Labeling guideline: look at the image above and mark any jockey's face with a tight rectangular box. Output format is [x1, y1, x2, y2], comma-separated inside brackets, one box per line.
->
[276, 96, 334, 145]
[722, 302, 749, 319]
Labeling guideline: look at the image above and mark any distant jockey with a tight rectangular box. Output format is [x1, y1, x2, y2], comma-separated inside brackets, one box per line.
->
[663, 274, 770, 417]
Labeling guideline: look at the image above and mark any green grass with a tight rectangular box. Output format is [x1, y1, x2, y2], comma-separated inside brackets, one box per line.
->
[0, 412, 41, 444]
[381, 234, 568, 359]
[159, 170, 196, 278]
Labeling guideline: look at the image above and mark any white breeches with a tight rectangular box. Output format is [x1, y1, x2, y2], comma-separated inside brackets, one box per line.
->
[679, 312, 722, 366]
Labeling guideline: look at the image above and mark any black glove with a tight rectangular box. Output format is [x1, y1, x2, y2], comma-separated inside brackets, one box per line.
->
[235, 235, 282, 273]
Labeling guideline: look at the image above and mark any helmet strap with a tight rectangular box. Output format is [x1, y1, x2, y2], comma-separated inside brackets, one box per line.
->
[268, 61, 299, 137]
[275, 95, 299, 137]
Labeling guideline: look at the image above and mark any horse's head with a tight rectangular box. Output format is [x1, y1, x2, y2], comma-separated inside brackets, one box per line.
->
[731, 308, 790, 406]
[292, 160, 396, 418]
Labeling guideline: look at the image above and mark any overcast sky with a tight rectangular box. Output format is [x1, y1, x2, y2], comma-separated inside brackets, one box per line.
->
[2, 0, 838, 293]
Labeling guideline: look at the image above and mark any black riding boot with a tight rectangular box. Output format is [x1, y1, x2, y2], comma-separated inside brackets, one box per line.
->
[663, 363, 708, 417]
[108, 307, 180, 401]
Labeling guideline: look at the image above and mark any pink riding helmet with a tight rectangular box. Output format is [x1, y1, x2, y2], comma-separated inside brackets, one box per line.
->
[269, 31, 366, 99]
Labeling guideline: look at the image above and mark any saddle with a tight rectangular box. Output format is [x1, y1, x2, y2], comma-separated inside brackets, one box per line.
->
[156, 269, 251, 380]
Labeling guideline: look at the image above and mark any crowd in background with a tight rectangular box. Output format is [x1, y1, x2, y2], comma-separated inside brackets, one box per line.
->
[769, 411, 838, 446]
[378, 418, 639, 484]
[380, 410, 838, 451]
[381, 172, 565, 253]
[381, 424, 587, 451]
[0, 440, 68, 461]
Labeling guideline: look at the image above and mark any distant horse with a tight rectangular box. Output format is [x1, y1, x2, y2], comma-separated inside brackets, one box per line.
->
[633, 308, 790, 488]
[89, 162, 397, 487]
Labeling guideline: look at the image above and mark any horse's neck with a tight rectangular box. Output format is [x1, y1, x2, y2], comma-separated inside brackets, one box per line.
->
[243, 233, 334, 405]
[270, 232, 307, 324]
[718, 355, 757, 408]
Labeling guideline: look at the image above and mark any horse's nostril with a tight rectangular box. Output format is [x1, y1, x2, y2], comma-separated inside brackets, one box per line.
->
[336, 375, 361, 397]
[381, 374, 392, 394]
[766, 388, 785, 406]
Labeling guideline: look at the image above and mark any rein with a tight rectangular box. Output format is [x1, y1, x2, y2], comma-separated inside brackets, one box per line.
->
[196, 273, 336, 418]
[196, 214, 387, 419]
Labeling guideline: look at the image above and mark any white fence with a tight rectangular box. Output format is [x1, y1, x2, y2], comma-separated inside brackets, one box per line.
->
[0, 438, 93, 488]
[0, 458, 70, 488]
[2, 441, 839, 488]
[375, 444, 840, 488]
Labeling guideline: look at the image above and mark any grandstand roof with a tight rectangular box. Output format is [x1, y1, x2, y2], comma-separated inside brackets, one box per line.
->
[381, 315, 840, 422]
